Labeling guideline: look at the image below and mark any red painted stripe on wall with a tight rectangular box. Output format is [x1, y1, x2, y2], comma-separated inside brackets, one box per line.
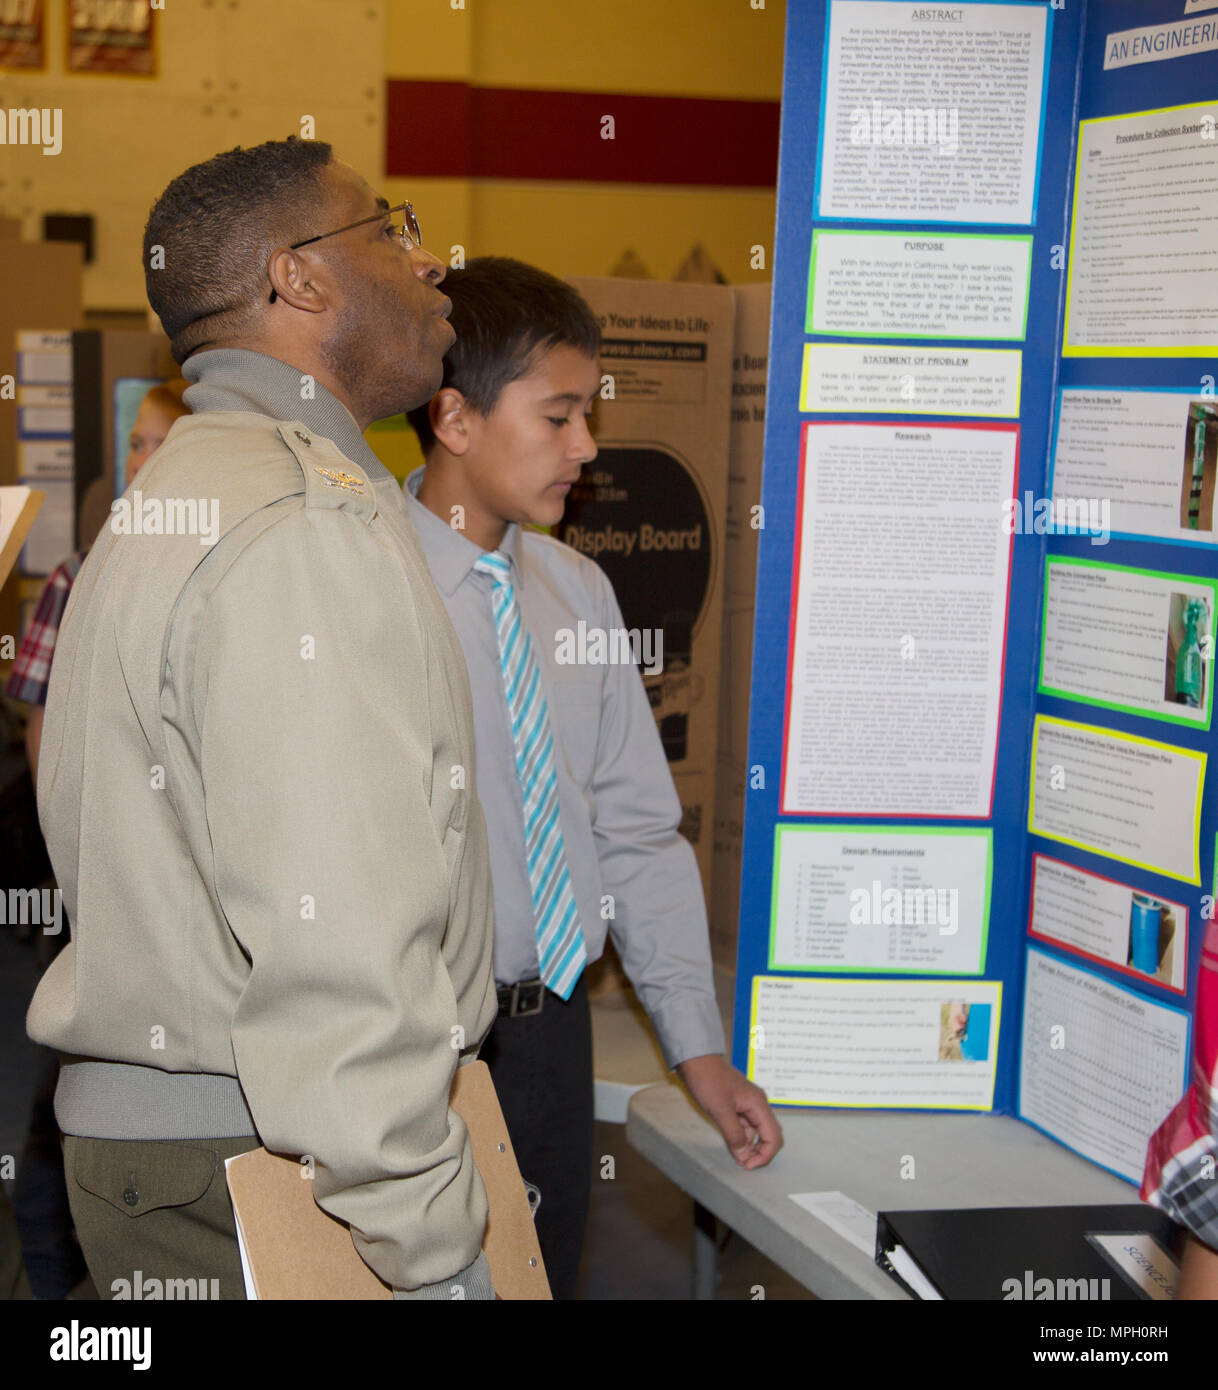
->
[386, 80, 779, 187]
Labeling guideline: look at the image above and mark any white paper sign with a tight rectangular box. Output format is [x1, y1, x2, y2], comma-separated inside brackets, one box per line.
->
[789, 1190, 878, 1259]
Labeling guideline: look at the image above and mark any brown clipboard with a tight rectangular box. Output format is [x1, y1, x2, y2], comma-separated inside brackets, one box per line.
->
[225, 1060, 551, 1300]
[0, 487, 44, 589]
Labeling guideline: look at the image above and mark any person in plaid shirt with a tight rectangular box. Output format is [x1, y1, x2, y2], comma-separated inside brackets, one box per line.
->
[5, 384, 188, 779]
[8, 560, 84, 698]
[1142, 913, 1218, 1297]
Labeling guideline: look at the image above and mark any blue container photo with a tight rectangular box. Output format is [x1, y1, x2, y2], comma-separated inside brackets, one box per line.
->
[959, 1003, 992, 1062]
[1130, 894, 1163, 976]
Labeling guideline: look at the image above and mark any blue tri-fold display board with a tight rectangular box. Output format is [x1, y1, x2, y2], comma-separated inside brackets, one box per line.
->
[734, 0, 1218, 1185]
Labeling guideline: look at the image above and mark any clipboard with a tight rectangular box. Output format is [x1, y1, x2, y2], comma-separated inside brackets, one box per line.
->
[225, 1060, 551, 1300]
[0, 487, 45, 588]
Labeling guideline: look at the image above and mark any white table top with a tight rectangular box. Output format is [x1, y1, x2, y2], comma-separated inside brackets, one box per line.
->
[626, 1082, 1140, 1299]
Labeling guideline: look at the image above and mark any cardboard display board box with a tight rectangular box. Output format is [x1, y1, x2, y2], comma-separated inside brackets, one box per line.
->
[564, 278, 734, 905]
[710, 283, 771, 970]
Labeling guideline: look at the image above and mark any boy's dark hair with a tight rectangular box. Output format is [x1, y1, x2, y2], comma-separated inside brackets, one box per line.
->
[143, 137, 333, 364]
[405, 257, 600, 452]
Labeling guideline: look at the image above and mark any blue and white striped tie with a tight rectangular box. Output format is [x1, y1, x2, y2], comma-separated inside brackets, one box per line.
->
[473, 549, 586, 999]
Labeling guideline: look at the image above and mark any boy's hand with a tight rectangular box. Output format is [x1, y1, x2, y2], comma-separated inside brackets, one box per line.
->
[1178, 1232, 1218, 1299]
[674, 1054, 783, 1169]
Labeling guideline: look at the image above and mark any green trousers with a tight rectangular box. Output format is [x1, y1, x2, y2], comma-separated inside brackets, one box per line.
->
[0, 1185, 32, 1300]
[63, 1136, 258, 1301]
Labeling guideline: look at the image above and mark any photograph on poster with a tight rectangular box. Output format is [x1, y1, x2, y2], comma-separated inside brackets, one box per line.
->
[1019, 949, 1190, 1182]
[1038, 556, 1216, 728]
[1165, 592, 1211, 712]
[939, 1000, 992, 1062]
[1052, 389, 1218, 544]
[1028, 854, 1188, 994]
[1181, 400, 1217, 532]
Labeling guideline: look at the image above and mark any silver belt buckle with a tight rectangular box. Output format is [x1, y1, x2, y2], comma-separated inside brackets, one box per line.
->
[510, 979, 544, 1017]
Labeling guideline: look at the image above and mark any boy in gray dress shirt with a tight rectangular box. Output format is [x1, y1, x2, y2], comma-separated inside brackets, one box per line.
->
[405, 257, 782, 1297]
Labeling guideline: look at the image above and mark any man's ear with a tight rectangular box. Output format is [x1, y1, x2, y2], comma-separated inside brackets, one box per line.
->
[266, 246, 327, 313]
[430, 387, 474, 455]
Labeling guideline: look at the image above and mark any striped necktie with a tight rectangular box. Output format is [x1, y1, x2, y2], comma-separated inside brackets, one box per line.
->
[473, 549, 586, 999]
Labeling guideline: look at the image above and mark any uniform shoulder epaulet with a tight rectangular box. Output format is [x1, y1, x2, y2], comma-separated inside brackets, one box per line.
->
[276, 421, 378, 524]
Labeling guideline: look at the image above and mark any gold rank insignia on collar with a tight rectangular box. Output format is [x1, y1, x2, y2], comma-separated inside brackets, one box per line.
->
[313, 466, 366, 495]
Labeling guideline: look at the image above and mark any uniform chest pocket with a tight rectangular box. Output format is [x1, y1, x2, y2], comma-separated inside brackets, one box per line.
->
[544, 671, 601, 790]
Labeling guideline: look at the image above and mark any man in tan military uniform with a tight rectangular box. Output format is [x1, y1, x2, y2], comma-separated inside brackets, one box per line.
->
[26, 138, 497, 1298]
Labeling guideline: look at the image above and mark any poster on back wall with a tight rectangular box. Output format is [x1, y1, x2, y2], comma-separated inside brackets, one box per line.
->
[563, 277, 734, 907]
[0, 0, 44, 69]
[67, 0, 155, 75]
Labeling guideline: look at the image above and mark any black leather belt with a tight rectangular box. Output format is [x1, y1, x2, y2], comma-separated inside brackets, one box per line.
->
[497, 978, 545, 1018]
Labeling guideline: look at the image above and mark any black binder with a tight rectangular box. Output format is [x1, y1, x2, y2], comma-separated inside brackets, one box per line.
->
[875, 1204, 1181, 1300]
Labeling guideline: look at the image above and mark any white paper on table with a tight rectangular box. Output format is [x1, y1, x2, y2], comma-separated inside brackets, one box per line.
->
[789, 1190, 877, 1259]
[223, 1155, 259, 1300]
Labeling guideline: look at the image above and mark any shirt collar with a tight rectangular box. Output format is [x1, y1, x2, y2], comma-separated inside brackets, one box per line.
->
[181, 348, 393, 483]
[403, 466, 524, 596]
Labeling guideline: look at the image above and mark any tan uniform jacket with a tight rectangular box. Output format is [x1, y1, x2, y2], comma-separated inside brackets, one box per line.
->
[27, 382, 497, 1293]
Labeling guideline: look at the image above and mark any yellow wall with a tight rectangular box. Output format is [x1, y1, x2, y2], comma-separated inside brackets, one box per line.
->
[0, 0, 386, 308]
[387, 0, 783, 98]
[377, 0, 785, 477]
[2, 1, 784, 308]
[384, 0, 785, 286]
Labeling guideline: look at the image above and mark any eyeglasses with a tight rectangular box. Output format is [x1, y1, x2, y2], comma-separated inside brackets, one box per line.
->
[268, 201, 422, 303]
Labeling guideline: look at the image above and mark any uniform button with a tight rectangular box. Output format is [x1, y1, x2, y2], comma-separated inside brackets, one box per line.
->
[122, 1186, 139, 1207]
